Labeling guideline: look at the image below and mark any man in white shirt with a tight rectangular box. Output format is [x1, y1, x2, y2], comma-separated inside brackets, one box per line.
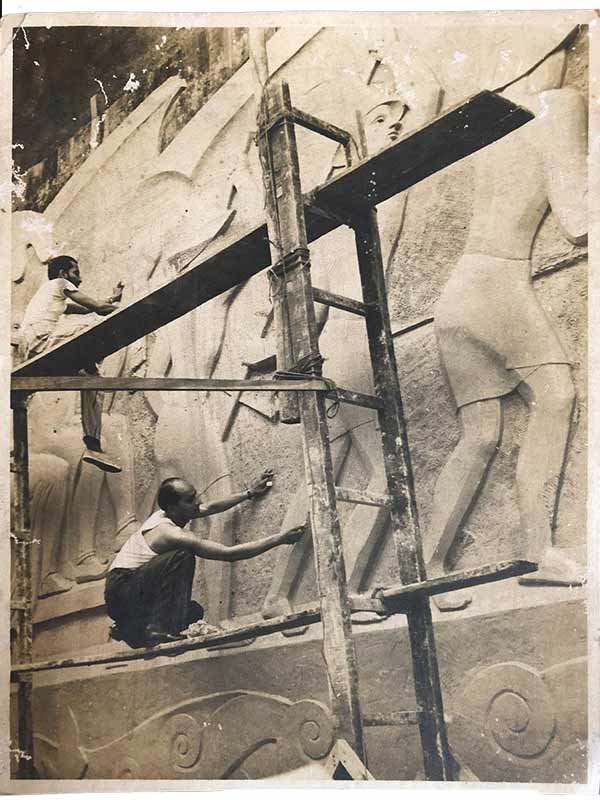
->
[20, 255, 123, 472]
[105, 469, 304, 647]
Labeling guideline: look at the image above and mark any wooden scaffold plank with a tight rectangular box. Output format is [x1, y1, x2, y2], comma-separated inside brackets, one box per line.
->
[12, 91, 532, 381]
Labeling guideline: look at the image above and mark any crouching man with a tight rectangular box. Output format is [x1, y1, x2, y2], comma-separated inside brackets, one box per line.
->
[105, 469, 303, 647]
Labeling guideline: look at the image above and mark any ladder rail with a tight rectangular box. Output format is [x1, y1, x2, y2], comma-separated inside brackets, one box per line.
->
[257, 79, 367, 761]
[10, 393, 35, 779]
[354, 210, 456, 779]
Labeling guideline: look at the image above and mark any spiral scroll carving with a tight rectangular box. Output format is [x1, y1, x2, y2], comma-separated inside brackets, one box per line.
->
[162, 713, 203, 769]
[465, 662, 556, 758]
[283, 700, 335, 760]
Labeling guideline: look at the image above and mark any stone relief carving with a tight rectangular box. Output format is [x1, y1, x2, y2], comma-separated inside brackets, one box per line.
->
[9, 453, 73, 605]
[131, 136, 275, 623]
[33, 691, 335, 779]
[262, 38, 444, 624]
[11, 79, 185, 597]
[426, 30, 587, 610]
[447, 657, 586, 782]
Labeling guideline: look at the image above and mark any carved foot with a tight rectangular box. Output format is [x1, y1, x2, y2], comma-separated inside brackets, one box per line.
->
[261, 595, 308, 637]
[74, 553, 110, 584]
[82, 449, 122, 473]
[518, 547, 585, 587]
[39, 572, 74, 598]
[433, 589, 472, 613]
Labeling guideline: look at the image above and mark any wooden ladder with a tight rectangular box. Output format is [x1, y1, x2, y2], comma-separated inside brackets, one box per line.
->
[254, 78, 532, 778]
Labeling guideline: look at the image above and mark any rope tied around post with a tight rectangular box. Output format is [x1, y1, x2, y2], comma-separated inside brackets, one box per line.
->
[273, 351, 341, 418]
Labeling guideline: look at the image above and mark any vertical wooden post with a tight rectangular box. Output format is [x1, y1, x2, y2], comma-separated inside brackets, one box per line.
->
[354, 210, 455, 780]
[256, 80, 366, 761]
[11, 391, 35, 779]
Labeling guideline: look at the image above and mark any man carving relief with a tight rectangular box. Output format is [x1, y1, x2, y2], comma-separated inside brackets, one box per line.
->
[261, 42, 443, 621]
[426, 27, 586, 610]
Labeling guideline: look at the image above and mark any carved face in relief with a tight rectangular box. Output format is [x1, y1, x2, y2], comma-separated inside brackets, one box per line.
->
[363, 99, 410, 154]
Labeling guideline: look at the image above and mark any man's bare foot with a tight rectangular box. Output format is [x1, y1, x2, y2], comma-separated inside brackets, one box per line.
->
[518, 546, 585, 587]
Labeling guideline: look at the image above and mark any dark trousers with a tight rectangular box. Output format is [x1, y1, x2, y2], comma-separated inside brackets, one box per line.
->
[104, 550, 202, 643]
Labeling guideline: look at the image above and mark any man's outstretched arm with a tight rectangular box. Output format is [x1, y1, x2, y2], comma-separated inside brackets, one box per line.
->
[163, 526, 305, 562]
[195, 469, 274, 516]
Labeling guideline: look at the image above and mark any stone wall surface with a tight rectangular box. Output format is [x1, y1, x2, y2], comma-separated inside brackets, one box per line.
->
[10, 14, 591, 782]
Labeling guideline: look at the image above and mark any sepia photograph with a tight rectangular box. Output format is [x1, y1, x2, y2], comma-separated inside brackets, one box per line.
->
[1, 5, 598, 790]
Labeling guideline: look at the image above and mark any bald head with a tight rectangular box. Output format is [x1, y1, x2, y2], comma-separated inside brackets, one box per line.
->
[157, 477, 196, 512]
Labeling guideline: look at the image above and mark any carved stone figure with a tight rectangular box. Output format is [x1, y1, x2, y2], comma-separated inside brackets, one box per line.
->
[26, 390, 138, 582]
[262, 44, 443, 622]
[426, 32, 586, 609]
[18, 453, 73, 602]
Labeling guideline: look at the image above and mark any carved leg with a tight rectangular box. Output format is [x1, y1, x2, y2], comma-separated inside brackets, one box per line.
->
[261, 433, 351, 620]
[30, 454, 74, 601]
[344, 420, 389, 596]
[71, 462, 109, 583]
[514, 365, 582, 586]
[101, 416, 139, 552]
[425, 398, 502, 611]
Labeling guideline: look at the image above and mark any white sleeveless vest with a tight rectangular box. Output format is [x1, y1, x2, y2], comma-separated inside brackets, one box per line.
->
[109, 510, 179, 570]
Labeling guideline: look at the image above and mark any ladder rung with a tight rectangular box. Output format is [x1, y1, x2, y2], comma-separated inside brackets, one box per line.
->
[290, 107, 351, 145]
[326, 387, 383, 411]
[376, 559, 538, 609]
[335, 487, 389, 508]
[363, 710, 421, 727]
[11, 601, 28, 611]
[313, 287, 369, 317]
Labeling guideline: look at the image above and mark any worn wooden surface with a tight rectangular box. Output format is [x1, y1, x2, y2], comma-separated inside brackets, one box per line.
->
[257, 79, 366, 760]
[11, 376, 333, 393]
[11, 396, 35, 779]
[355, 210, 455, 780]
[379, 560, 538, 609]
[11, 603, 323, 675]
[312, 287, 369, 317]
[12, 91, 532, 379]
[335, 486, 390, 508]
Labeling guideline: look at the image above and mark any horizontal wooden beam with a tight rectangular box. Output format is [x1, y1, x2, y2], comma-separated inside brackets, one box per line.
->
[328, 387, 383, 411]
[11, 377, 384, 415]
[10, 560, 537, 676]
[11, 603, 324, 675]
[11, 376, 332, 393]
[12, 91, 532, 380]
[377, 560, 538, 609]
[12, 593, 390, 675]
[313, 287, 369, 317]
[335, 486, 390, 507]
